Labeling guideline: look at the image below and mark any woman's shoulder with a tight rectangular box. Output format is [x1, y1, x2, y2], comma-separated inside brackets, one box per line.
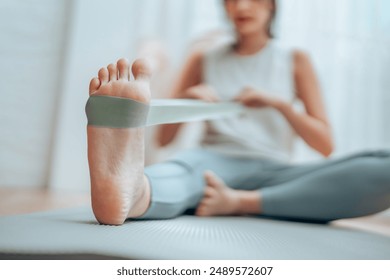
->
[292, 49, 312, 67]
[202, 39, 234, 60]
[189, 31, 233, 54]
[269, 40, 308, 55]
[268, 41, 313, 70]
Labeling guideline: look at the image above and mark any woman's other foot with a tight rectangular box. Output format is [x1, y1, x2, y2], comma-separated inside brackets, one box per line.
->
[195, 171, 262, 216]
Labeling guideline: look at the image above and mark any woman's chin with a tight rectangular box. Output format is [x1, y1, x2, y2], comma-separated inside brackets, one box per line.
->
[235, 27, 263, 38]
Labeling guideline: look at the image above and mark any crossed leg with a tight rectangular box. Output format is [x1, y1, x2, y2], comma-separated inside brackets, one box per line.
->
[196, 151, 390, 221]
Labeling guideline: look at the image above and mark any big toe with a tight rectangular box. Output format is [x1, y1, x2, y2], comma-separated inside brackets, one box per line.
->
[195, 203, 210, 217]
[131, 58, 153, 81]
[204, 170, 226, 190]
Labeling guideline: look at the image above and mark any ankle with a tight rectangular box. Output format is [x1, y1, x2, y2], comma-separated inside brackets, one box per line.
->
[235, 190, 262, 215]
[127, 176, 151, 218]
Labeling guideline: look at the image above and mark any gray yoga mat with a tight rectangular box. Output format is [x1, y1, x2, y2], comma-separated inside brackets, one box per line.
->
[0, 207, 389, 259]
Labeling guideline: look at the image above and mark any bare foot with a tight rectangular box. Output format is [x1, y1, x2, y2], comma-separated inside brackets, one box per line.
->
[195, 171, 263, 217]
[87, 58, 152, 225]
[195, 171, 240, 216]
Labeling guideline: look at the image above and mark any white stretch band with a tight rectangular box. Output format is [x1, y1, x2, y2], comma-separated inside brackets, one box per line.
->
[86, 95, 246, 128]
[147, 99, 245, 126]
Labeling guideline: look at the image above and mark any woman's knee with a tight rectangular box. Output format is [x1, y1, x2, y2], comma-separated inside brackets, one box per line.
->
[346, 149, 390, 162]
[337, 157, 390, 197]
[348, 153, 390, 174]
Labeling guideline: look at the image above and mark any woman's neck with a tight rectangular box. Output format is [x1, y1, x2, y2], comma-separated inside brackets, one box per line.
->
[234, 32, 269, 55]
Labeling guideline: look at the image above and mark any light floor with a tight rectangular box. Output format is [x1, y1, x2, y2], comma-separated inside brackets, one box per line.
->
[0, 188, 90, 216]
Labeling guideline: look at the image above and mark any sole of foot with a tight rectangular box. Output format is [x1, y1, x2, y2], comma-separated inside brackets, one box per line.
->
[87, 58, 152, 225]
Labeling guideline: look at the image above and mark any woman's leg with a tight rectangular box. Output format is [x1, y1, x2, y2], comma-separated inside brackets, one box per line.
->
[220, 150, 390, 190]
[197, 150, 390, 222]
[139, 149, 265, 219]
[260, 150, 390, 222]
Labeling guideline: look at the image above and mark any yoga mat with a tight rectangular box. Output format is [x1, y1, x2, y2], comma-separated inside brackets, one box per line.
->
[0, 207, 389, 260]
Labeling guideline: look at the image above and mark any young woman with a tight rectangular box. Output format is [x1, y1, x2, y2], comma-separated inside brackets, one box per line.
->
[87, 0, 390, 225]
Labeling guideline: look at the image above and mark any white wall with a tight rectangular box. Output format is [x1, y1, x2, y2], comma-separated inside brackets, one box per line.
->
[0, 0, 69, 188]
[48, 0, 142, 192]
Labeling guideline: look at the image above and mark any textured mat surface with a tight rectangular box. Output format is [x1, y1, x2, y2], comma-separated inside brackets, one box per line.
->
[0, 207, 389, 259]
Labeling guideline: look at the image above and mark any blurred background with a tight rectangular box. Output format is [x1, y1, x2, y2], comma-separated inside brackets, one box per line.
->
[0, 0, 389, 201]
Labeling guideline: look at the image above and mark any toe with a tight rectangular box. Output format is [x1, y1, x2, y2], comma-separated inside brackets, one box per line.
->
[98, 68, 109, 85]
[195, 205, 208, 216]
[107, 63, 118, 81]
[201, 197, 213, 206]
[117, 58, 130, 80]
[131, 58, 153, 81]
[204, 170, 226, 189]
[89, 77, 100, 95]
[204, 186, 217, 198]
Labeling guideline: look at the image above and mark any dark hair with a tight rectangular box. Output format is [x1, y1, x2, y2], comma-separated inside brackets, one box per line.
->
[268, 0, 277, 38]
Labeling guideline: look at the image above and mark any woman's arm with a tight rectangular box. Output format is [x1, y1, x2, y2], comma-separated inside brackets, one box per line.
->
[235, 51, 334, 157]
[281, 50, 334, 157]
[156, 50, 204, 147]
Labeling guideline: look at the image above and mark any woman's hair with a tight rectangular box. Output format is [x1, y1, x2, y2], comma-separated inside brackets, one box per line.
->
[223, 0, 277, 38]
[268, 0, 277, 38]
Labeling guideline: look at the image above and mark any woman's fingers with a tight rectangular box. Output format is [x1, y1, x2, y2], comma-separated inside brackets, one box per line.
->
[235, 89, 255, 103]
[185, 84, 220, 102]
[204, 92, 220, 102]
[234, 88, 268, 107]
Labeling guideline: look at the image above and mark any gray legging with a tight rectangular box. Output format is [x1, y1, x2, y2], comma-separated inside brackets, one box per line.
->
[139, 148, 390, 222]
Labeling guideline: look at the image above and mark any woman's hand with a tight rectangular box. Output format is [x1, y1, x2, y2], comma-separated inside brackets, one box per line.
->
[234, 87, 282, 109]
[182, 84, 220, 102]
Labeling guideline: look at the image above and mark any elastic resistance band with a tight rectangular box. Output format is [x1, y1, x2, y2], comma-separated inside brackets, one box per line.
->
[86, 95, 246, 128]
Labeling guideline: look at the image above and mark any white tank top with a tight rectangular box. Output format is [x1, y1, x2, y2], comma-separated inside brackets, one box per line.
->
[201, 40, 297, 162]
